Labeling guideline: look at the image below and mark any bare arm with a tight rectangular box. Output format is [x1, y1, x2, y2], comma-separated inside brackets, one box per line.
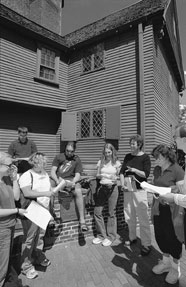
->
[72, 172, 81, 184]
[0, 208, 26, 217]
[50, 166, 59, 185]
[126, 166, 146, 178]
[21, 186, 52, 198]
[0, 208, 18, 217]
[9, 165, 21, 201]
[120, 173, 127, 188]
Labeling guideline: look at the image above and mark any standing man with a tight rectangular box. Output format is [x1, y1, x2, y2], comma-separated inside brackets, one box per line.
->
[8, 126, 37, 173]
[50, 141, 88, 232]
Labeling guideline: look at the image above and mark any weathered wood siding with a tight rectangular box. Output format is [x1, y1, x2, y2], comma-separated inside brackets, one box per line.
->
[153, 31, 179, 146]
[143, 25, 156, 156]
[68, 29, 138, 163]
[0, 26, 68, 109]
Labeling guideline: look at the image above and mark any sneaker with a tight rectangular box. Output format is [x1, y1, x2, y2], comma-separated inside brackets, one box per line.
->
[40, 258, 51, 267]
[92, 237, 103, 244]
[124, 239, 137, 246]
[165, 265, 181, 284]
[152, 260, 171, 274]
[102, 238, 112, 247]
[23, 267, 38, 279]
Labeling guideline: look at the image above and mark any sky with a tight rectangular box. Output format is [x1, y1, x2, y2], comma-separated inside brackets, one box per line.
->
[61, 0, 186, 104]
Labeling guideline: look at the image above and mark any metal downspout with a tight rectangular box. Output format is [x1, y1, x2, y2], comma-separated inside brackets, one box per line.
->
[138, 23, 145, 146]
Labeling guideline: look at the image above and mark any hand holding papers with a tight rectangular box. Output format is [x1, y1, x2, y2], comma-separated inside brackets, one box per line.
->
[25, 201, 52, 230]
[140, 181, 171, 196]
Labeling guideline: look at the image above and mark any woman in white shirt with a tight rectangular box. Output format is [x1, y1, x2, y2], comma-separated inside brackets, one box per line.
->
[19, 152, 64, 279]
[92, 143, 121, 247]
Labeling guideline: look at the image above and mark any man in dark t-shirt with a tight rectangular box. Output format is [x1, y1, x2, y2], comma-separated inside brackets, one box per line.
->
[8, 126, 37, 173]
[51, 141, 88, 232]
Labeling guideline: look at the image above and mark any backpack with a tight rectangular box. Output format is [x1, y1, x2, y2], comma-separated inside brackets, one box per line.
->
[16, 172, 36, 209]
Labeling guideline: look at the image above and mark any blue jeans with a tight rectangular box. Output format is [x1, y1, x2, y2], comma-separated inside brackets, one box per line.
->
[94, 184, 118, 241]
[0, 226, 14, 287]
[21, 219, 46, 272]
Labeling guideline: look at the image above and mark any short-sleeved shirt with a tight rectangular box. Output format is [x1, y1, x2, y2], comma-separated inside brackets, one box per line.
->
[120, 153, 151, 189]
[0, 176, 16, 228]
[52, 153, 83, 180]
[97, 160, 121, 185]
[153, 163, 184, 187]
[8, 139, 37, 158]
[19, 169, 51, 208]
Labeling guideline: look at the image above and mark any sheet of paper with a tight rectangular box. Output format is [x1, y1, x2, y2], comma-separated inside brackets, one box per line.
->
[25, 201, 52, 230]
[140, 181, 171, 196]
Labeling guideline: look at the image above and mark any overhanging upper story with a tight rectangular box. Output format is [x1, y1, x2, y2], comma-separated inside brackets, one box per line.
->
[0, 0, 185, 107]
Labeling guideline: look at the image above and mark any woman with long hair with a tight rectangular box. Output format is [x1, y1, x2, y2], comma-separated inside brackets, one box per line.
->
[92, 143, 121, 247]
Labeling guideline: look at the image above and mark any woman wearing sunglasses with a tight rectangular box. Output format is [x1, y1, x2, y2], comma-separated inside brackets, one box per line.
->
[0, 151, 26, 287]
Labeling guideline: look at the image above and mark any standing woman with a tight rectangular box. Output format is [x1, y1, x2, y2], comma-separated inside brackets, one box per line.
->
[120, 135, 152, 255]
[19, 152, 64, 280]
[151, 144, 184, 284]
[0, 152, 26, 287]
[92, 143, 121, 247]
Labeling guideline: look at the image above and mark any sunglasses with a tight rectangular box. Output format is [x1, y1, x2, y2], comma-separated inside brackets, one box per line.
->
[1, 163, 13, 168]
[66, 149, 74, 153]
[18, 131, 27, 134]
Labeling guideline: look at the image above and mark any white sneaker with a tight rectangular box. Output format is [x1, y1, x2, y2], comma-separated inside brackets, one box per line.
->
[165, 264, 181, 284]
[152, 260, 171, 274]
[23, 267, 38, 279]
[102, 238, 112, 247]
[92, 237, 103, 244]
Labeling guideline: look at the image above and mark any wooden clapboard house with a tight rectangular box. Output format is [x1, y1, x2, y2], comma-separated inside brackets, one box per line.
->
[0, 0, 185, 242]
[0, 0, 184, 169]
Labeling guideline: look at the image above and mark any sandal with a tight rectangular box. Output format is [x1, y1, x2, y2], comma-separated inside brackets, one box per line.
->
[141, 245, 152, 256]
[79, 222, 89, 233]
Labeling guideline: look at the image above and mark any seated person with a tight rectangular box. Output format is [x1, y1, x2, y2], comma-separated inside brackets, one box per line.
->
[50, 141, 88, 233]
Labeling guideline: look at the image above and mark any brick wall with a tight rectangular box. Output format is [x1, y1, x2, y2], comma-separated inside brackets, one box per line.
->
[44, 186, 127, 249]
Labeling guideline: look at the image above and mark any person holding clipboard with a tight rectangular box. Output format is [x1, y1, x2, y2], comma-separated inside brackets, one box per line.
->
[120, 134, 152, 256]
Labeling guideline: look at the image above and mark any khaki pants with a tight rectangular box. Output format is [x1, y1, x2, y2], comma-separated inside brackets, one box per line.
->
[124, 189, 151, 247]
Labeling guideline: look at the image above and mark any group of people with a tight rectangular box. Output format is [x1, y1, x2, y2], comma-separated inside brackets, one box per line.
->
[0, 124, 186, 286]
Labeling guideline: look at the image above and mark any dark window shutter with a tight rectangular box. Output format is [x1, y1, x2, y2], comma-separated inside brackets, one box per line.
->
[106, 106, 120, 139]
[61, 112, 77, 141]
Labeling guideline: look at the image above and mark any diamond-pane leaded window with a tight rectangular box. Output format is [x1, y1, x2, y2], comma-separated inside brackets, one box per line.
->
[93, 110, 103, 137]
[79, 109, 104, 139]
[36, 45, 59, 84]
[82, 55, 92, 73]
[82, 43, 104, 74]
[80, 111, 91, 138]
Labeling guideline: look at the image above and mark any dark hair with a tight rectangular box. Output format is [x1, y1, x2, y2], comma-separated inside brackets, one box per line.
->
[129, 134, 143, 150]
[151, 144, 176, 164]
[65, 141, 76, 151]
[18, 126, 28, 133]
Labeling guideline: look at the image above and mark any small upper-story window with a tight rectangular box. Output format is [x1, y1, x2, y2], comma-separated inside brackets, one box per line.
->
[35, 45, 59, 85]
[79, 109, 105, 139]
[82, 43, 104, 74]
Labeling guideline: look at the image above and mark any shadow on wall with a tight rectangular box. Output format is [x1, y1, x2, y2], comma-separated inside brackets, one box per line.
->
[0, 100, 62, 134]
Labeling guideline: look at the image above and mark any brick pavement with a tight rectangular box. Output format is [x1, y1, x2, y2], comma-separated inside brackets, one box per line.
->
[13, 226, 186, 287]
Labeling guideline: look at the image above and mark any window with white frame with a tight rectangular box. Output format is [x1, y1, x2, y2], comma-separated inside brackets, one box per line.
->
[36, 45, 59, 84]
[82, 43, 104, 73]
[79, 109, 105, 139]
